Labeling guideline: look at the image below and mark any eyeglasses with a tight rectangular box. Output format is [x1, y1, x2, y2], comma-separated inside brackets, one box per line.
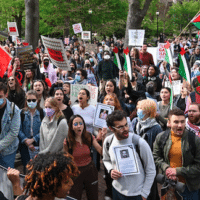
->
[8, 79, 14, 81]
[73, 122, 83, 126]
[76, 73, 81, 76]
[27, 99, 37, 102]
[112, 123, 128, 131]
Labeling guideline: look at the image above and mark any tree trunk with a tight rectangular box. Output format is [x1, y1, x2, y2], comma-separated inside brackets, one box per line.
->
[15, 14, 23, 38]
[124, 0, 153, 48]
[25, 0, 39, 51]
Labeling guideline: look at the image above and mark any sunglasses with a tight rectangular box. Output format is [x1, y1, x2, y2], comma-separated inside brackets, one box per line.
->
[27, 99, 37, 102]
[73, 122, 83, 126]
[8, 79, 14, 81]
[76, 73, 81, 75]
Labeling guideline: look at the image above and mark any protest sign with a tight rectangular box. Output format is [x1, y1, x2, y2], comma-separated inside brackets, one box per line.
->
[85, 44, 97, 53]
[157, 43, 166, 61]
[81, 31, 91, 40]
[0, 165, 25, 200]
[70, 84, 98, 106]
[64, 38, 70, 45]
[7, 22, 19, 36]
[147, 47, 158, 66]
[16, 45, 35, 68]
[128, 29, 145, 46]
[0, 46, 12, 78]
[165, 80, 182, 95]
[72, 23, 83, 34]
[41, 36, 70, 70]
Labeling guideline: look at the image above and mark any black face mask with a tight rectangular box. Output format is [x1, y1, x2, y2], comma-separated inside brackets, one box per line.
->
[44, 61, 49, 66]
[131, 76, 135, 82]
[85, 64, 90, 68]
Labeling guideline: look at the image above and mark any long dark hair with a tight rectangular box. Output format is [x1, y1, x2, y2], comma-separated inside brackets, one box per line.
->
[67, 115, 92, 151]
[102, 79, 119, 97]
[7, 76, 22, 94]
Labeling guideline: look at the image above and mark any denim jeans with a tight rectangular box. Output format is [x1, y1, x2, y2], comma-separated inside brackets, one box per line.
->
[112, 187, 143, 200]
[0, 151, 17, 168]
[180, 185, 199, 200]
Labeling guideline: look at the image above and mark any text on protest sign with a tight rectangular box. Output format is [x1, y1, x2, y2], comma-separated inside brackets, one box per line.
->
[7, 22, 19, 36]
[128, 30, 145, 46]
[72, 23, 83, 34]
[41, 36, 70, 71]
[165, 80, 182, 96]
[157, 43, 166, 61]
[82, 31, 91, 40]
[70, 84, 98, 106]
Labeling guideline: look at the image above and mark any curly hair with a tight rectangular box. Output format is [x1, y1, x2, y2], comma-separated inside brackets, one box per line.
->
[137, 99, 157, 118]
[24, 152, 79, 198]
[45, 97, 64, 119]
[103, 93, 122, 111]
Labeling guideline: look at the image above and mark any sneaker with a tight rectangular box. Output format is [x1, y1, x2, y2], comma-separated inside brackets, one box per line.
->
[104, 196, 112, 200]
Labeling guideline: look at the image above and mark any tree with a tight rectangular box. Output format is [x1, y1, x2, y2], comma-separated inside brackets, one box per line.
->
[124, 0, 153, 48]
[25, 0, 39, 50]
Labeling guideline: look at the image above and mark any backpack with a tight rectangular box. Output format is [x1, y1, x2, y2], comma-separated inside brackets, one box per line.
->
[106, 133, 144, 168]
[66, 133, 93, 158]
[159, 128, 196, 157]
[20, 109, 44, 123]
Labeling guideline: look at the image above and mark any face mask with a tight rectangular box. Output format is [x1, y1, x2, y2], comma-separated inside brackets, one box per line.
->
[99, 48, 103, 52]
[74, 48, 77, 51]
[104, 55, 110, 60]
[0, 98, 4, 106]
[89, 58, 94, 63]
[45, 108, 55, 117]
[75, 75, 81, 82]
[85, 64, 90, 68]
[44, 61, 49, 67]
[137, 109, 145, 120]
[27, 101, 37, 109]
[102, 42, 105, 45]
[194, 70, 200, 77]
[11, 51, 15, 55]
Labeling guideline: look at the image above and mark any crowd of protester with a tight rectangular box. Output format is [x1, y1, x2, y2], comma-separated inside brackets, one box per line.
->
[0, 34, 200, 200]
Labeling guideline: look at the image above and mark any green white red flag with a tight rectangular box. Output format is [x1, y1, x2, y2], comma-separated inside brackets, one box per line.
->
[123, 47, 132, 80]
[113, 46, 122, 70]
[178, 48, 191, 84]
[191, 13, 200, 29]
[164, 41, 173, 67]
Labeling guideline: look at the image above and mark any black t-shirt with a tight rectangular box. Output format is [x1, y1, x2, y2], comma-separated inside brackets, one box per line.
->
[0, 102, 6, 133]
[0, 191, 8, 200]
[177, 97, 186, 112]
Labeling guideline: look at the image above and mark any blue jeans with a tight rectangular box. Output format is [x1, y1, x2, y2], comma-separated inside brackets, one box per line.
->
[180, 186, 199, 200]
[0, 151, 17, 168]
[112, 187, 143, 200]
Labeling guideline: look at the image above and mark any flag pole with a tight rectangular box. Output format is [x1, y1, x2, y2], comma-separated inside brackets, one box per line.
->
[177, 10, 200, 38]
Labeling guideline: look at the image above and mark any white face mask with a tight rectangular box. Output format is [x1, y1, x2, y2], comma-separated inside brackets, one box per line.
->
[104, 55, 110, 60]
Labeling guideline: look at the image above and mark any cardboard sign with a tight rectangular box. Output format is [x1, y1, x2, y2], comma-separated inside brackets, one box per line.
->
[70, 84, 98, 106]
[16, 45, 35, 68]
[157, 43, 166, 61]
[64, 38, 70, 45]
[128, 29, 145, 46]
[7, 22, 19, 36]
[165, 80, 182, 95]
[41, 36, 70, 70]
[72, 23, 83, 34]
[85, 44, 97, 53]
[81, 31, 91, 40]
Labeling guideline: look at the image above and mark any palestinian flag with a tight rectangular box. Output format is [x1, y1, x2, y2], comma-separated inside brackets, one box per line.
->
[191, 13, 200, 29]
[164, 41, 173, 67]
[123, 47, 132, 80]
[178, 48, 191, 84]
[113, 46, 122, 70]
[196, 31, 200, 39]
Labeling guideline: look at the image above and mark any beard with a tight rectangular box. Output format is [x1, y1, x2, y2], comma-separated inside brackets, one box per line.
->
[188, 115, 200, 124]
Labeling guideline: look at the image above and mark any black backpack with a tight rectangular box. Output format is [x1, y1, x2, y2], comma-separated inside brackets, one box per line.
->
[21, 109, 44, 123]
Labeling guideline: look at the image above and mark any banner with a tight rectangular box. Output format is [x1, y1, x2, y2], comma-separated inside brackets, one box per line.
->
[165, 80, 182, 95]
[70, 84, 98, 106]
[72, 23, 83, 34]
[0, 46, 12, 78]
[41, 36, 70, 70]
[81, 31, 91, 40]
[157, 43, 166, 61]
[7, 22, 19, 36]
[0, 165, 25, 200]
[128, 29, 145, 46]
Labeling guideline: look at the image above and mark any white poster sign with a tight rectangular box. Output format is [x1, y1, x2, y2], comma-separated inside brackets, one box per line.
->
[72, 23, 83, 34]
[157, 43, 166, 61]
[165, 80, 182, 95]
[7, 22, 19, 36]
[81, 31, 91, 40]
[70, 84, 98, 106]
[128, 29, 145, 46]
[41, 36, 70, 70]
[147, 47, 158, 66]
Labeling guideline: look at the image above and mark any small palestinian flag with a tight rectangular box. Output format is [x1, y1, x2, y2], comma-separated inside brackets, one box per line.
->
[123, 47, 132, 80]
[113, 46, 122, 70]
[196, 31, 200, 39]
[191, 13, 200, 29]
[164, 41, 173, 67]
